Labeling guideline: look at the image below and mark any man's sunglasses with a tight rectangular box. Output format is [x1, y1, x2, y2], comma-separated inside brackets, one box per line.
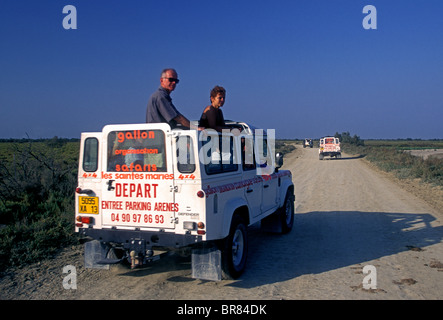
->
[163, 77, 180, 84]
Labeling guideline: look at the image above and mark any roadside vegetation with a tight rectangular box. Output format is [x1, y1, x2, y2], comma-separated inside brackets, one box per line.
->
[337, 132, 443, 188]
[275, 140, 296, 155]
[0, 138, 79, 272]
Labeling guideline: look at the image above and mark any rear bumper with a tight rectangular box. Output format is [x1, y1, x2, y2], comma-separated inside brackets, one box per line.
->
[78, 227, 202, 249]
[320, 151, 341, 156]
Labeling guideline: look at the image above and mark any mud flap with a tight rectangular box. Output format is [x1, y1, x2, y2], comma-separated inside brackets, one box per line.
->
[191, 246, 221, 281]
[84, 240, 110, 270]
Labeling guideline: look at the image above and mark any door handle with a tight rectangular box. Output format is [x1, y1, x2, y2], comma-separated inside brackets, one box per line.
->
[246, 189, 253, 193]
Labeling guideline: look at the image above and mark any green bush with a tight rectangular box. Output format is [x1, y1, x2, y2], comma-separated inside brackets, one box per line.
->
[275, 140, 296, 155]
[0, 139, 79, 271]
[335, 131, 364, 146]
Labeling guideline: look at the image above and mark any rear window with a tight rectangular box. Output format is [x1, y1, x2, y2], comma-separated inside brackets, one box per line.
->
[107, 130, 166, 172]
[83, 137, 98, 172]
[176, 136, 196, 173]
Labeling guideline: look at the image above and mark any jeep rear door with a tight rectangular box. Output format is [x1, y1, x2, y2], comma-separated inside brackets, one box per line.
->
[76, 132, 102, 229]
[100, 124, 176, 230]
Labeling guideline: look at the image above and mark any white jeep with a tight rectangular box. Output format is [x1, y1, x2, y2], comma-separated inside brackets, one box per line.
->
[319, 136, 341, 160]
[303, 138, 313, 148]
[75, 121, 294, 280]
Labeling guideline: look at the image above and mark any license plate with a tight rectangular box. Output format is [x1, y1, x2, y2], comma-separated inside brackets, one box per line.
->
[79, 196, 99, 214]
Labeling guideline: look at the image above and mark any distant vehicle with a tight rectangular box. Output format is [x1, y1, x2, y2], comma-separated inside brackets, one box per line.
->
[319, 137, 341, 160]
[75, 121, 294, 280]
[303, 139, 313, 148]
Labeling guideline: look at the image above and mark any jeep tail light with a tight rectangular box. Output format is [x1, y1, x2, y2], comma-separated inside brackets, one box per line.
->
[82, 217, 93, 224]
[197, 190, 205, 198]
[197, 222, 205, 235]
[76, 216, 93, 227]
[76, 187, 94, 195]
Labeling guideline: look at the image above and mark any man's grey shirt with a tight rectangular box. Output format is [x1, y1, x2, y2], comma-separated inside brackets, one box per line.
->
[146, 87, 180, 128]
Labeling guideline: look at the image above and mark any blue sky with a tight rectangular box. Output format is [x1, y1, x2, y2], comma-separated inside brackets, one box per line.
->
[1, 0, 442, 139]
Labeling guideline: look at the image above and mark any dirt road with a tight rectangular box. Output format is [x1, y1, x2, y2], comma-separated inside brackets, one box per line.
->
[1, 146, 442, 300]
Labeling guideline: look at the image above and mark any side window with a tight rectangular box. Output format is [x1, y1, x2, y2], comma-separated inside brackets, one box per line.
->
[259, 137, 269, 165]
[204, 134, 238, 175]
[255, 135, 275, 175]
[83, 137, 98, 172]
[242, 137, 255, 171]
[254, 135, 270, 168]
[106, 130, 167, 172]
[177, 136, 195, 173]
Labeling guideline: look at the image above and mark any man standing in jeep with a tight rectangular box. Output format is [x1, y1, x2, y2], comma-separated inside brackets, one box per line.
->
[146, 68, 192, 129]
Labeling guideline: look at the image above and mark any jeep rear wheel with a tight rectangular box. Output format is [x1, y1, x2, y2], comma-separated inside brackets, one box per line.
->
[280, 191, 294, 234]
[220, 215, 248, 279]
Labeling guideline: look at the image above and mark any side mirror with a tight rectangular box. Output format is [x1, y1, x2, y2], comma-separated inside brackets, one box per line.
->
[275, 152, 284, 169]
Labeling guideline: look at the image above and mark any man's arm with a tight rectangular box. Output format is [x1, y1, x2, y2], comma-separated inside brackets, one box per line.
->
[173, 114, 191, 128]
[174, 114, 203, 130]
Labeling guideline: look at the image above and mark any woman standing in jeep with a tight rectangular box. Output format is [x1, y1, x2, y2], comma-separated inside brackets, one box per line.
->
[199, 86, 231, 133]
